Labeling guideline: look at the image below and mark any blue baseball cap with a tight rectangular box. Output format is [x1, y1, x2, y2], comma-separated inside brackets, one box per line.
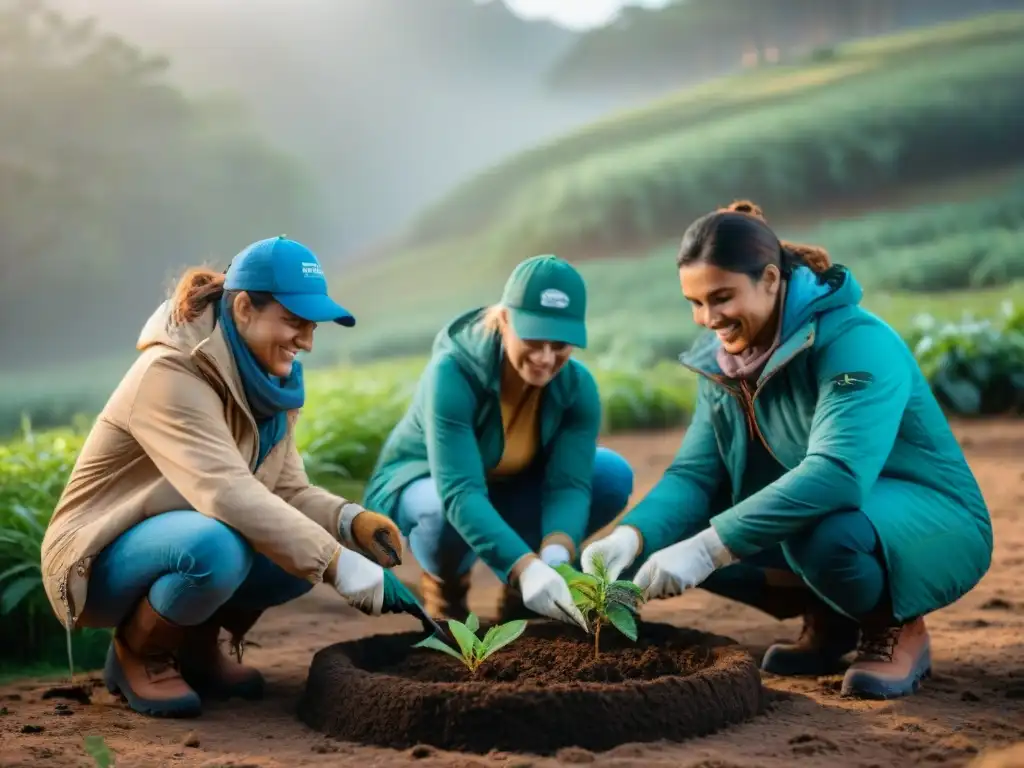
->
[224, 236, 355, 326]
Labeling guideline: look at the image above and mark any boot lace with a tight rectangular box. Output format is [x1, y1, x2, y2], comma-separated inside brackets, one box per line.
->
[855, 626, 901, 663]
[227, 633, 261, 664]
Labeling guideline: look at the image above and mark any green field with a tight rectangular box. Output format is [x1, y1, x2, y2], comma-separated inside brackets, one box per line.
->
[399, 12, 1024, 258]
[317, 170, 1024, 366]
[321, 12, 1024, 367]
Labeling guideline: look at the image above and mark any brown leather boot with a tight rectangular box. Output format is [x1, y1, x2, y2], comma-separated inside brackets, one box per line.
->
[420, 571, 470, 621]
[178, 607, 265, 701]
[103, 598, 202, 718]
[760, 600, 860, 677]
[841, 616, 931, 699]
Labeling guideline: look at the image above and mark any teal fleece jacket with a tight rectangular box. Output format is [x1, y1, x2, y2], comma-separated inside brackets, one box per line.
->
[362, 308, 603, 582]
[620, 265, 992, 622]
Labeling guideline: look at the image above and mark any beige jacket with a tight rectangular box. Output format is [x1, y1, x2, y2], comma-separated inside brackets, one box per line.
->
[41, 300, 349, 631]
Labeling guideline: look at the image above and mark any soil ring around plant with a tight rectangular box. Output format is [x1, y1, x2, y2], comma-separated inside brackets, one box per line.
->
[297, 620, 767, 755]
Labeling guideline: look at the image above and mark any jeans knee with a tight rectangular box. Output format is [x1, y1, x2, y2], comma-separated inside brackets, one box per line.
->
[175, 515, 253, 595]
[398, 479, 445, 533]
[592, 447, 634, 511]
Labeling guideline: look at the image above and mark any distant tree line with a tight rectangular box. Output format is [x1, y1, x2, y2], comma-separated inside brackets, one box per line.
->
[549, 0, 1024, 91]
[0, 0, 325, 365]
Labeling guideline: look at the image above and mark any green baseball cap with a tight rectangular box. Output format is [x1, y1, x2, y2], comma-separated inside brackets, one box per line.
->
[500, 254, 587, 349]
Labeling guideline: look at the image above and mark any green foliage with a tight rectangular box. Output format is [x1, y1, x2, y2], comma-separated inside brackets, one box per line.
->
[0, 0, 325, 366]
[333, 172, 1024, 368]
[395, 13, 1024, 264]
[83, 735, 115, 768]
[0, 426, 112, 672]
[556, 556, 646, 659]
[907, 305, 1024, 416]
[412, 612, 526, 675]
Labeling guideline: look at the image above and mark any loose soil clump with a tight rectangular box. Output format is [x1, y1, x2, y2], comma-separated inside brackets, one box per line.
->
[298, 620, 766, 755]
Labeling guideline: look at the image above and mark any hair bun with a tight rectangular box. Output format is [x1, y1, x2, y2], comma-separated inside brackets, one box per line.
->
[783, 242, 833, 274]
[722, 199, 766, 222]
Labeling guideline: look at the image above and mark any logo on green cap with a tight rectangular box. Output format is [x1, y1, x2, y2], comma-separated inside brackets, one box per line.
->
[540, 288, 570, 309]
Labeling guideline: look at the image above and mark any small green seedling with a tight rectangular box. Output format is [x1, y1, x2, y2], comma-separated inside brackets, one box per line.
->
[555, 555, 646, 659]
[412, 612, 526, 676]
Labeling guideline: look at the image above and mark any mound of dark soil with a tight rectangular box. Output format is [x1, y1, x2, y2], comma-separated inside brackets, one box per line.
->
[385, 620, 714, 684]
[298, 620, 765, 755]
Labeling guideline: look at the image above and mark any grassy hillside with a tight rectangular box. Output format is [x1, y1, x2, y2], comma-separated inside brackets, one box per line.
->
[316, 13, 1024, 366]
[324, 168, 1024, 365]
[391, 12, 1024, 259]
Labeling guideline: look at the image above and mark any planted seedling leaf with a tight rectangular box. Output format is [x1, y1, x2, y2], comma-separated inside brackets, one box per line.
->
[606, 603, 638, 642]
[412, 634, 464, 662]
[558, 553, 647, 658]
[478, 619, 526, 661]
[447, 619, 480, 660]
[413, 612, 524, 674]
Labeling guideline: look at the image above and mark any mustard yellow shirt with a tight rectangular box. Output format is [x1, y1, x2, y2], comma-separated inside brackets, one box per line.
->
[488, 361, 542, 478]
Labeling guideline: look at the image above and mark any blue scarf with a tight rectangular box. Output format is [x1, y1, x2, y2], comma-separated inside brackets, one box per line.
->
[216, 295, 305, 468]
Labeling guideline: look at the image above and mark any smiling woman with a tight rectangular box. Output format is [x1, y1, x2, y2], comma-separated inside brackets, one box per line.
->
[582, 199, 993, 703]
[39, 235, 427, 721]
[363, 254, 636, 630]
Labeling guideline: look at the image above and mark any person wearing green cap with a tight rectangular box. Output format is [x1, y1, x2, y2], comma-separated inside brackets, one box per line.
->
[41, 236, 424, 720]
[363, 254, 635, 628]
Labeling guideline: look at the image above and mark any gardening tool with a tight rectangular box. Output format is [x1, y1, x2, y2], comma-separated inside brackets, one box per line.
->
[376, 548, 457, 648]
[373, 528, 402, 567]
[405, 595, 458, 648]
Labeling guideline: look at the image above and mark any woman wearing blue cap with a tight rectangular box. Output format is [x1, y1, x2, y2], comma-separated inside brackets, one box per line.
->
[363, 254, 635, 628]
[41, 236, 419, 719]
[580, 201, 992, 700]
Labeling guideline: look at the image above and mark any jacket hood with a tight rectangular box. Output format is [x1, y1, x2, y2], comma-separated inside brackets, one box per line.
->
[430, 307, 503, 392]
[136, 298, 217, 355]
[780, 263, 863, 340]
[135, 298, 249, 412]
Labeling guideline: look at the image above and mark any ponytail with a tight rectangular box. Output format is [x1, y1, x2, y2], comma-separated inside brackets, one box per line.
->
[720, 200, 833, 276]
[170, 267, 226, 325]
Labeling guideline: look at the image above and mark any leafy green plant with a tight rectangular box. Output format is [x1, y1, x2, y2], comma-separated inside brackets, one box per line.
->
[412, 612, 526, 676]
[556, 555, 646, 659]
[907, 305, 1024, 416]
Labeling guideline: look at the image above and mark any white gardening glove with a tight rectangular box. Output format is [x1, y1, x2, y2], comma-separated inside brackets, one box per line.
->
[539, 543, 571, 567]
[633, 527, 737, 599]
[518, 559, 589, 631]
[581, 526, 641, 581]
[331, 546, 385, 615]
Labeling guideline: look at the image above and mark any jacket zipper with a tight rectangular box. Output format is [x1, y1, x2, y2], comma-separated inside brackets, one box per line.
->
[681, 330, 816, 468]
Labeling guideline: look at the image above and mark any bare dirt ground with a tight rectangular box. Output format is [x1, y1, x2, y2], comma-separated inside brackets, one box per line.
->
[2, 421, 1023, 768]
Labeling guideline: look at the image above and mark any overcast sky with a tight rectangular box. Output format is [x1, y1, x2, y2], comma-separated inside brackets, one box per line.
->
[495, 0, 674, 30]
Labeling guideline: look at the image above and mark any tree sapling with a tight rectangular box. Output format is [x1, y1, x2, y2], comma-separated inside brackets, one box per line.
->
[412, 612, 526, 676]
[556, 555, 646, 659]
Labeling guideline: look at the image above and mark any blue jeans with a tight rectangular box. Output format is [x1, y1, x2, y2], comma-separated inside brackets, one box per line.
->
[81, 510, 314, 627]
[700, 509, 887, 620]
[397, 446, 634, 578]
